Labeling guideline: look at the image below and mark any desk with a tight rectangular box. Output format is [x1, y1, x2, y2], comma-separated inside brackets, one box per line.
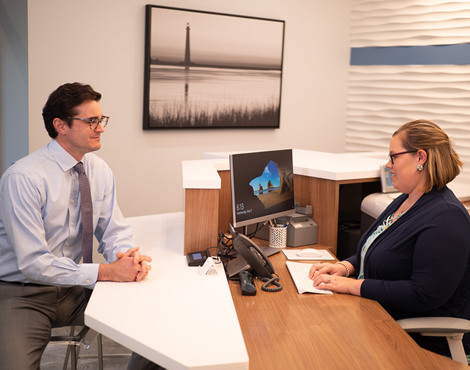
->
[183, 150, 470, 257]
[85, 212, 249, 370]
[183, 150, 387, 257]
[230, 239, 467, 369]
[86, 213, 466, 369]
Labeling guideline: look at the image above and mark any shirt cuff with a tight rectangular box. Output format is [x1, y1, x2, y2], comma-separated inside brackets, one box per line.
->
[79, 263, 100, 289]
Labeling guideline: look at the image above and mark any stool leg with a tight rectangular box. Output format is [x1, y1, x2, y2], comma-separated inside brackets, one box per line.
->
[70, 345, 78, 370]
[62, 346, 71, 370]
[62, 326, 76, 370]
[98, 333, 104, 370]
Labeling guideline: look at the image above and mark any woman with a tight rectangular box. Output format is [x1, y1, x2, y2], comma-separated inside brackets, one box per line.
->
[309, 119, 470, 357]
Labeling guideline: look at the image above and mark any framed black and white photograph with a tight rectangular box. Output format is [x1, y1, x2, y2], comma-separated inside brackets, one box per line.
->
[143, 5, 285, 129]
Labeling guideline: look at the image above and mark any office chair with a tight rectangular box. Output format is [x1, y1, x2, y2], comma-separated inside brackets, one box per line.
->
[397, 317, 470, 364]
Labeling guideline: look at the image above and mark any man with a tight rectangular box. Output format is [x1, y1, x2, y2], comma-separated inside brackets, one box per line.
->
[0, 82, 153, 368]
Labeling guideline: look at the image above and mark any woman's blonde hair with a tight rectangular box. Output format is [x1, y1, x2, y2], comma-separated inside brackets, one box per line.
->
[393, 119, 463, 193]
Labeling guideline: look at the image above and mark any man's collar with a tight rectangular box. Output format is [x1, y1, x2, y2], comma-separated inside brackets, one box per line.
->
[48, 139, 84, 172]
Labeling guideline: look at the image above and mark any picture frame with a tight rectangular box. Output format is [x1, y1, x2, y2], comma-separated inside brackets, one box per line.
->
[143, 5, 285, 129]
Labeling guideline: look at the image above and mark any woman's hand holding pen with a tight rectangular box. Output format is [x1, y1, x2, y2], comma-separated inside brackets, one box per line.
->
[308, 262, 363, 296]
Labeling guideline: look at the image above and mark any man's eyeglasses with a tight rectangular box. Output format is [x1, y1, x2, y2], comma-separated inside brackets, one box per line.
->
[68, 116, 109, 130]
[388, 150, 417, 165]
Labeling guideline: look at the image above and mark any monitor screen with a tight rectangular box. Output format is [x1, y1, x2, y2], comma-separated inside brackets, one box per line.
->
[380, 164, 399, 193]
[230, 149, 295, 228]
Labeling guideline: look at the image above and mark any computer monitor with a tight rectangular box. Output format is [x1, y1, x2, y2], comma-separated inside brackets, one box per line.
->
[380, 164, 399, 193]
[230, 149, 295, 228]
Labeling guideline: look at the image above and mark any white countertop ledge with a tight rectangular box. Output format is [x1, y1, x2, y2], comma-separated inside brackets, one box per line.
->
[187, 149, 470, 200]
[184, 149, 387, 189]
[182, 159, 227, 189]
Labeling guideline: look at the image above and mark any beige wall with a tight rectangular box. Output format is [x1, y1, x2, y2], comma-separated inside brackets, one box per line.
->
[23, 0, 351, 218]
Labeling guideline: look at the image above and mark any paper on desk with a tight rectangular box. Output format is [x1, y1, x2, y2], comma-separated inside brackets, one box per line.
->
[282, 249, 335, 261]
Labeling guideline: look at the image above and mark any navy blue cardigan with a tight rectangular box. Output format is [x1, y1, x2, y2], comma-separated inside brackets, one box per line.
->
[345, 186, 470, 356]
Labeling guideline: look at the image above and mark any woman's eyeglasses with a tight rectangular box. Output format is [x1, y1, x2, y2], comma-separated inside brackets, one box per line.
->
[388, 150, 417, 165]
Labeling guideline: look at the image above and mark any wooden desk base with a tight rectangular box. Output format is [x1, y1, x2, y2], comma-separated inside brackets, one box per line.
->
[229, 244, 467, 369]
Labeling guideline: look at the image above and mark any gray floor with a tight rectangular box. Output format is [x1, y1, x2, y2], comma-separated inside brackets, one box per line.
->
[41, 327, 132, 369]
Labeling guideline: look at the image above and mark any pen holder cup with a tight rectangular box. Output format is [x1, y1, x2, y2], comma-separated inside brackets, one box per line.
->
[269, 225, 287, 249]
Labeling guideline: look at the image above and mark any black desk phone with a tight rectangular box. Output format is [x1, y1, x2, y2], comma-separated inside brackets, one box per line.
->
[228, 224, 282, 292]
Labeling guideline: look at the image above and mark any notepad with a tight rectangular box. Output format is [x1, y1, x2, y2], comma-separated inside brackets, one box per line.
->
[286, 261, 333, 295]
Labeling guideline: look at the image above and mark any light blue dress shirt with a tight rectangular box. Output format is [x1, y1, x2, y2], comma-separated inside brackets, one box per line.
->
[0, 140, 134, 288]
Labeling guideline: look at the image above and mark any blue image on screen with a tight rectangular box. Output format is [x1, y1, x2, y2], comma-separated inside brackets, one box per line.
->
[249, 161, 280, 195]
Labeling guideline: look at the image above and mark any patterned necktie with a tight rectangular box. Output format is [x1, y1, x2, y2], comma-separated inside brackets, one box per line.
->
[74, 162, 93, 264]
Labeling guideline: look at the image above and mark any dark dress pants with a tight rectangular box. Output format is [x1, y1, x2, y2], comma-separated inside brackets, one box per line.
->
[0, 281, 86, 369]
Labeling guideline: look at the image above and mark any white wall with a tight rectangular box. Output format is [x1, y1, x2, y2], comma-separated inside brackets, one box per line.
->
[22, 0, 351, 218]
[346, 1, 470, 185]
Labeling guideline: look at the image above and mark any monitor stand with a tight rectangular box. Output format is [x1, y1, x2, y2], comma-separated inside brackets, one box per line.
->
[242, 225, 249, 236]
[259, 246, 281, 257]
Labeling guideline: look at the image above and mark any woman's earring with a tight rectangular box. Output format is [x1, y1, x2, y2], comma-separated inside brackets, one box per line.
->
[417, 164, 423, 171]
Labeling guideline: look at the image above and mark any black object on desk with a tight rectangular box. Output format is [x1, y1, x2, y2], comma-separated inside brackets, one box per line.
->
[239, 271, 257, 296]
[186, 250, 210, 266]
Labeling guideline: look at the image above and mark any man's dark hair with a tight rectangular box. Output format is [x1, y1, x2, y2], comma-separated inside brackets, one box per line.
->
[42, 82, 102, 138]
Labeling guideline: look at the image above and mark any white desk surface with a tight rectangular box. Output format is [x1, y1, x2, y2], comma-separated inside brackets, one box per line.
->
[85, 212, 249, 370]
